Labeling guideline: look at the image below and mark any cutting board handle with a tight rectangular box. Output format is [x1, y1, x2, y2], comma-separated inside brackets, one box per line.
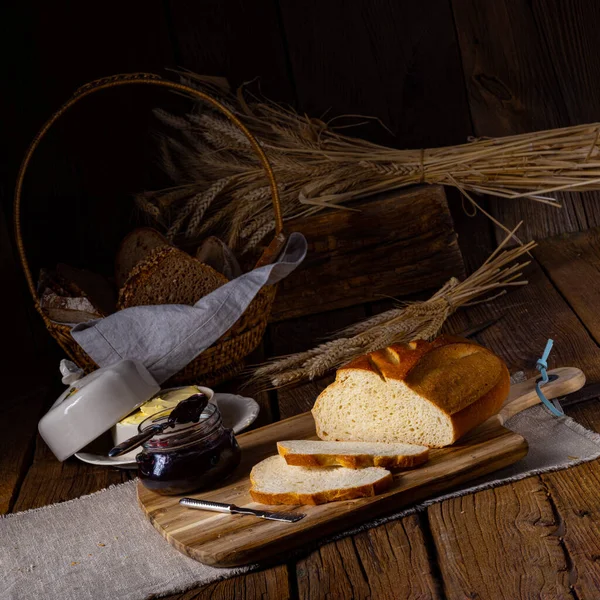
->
[498, 367, 586, 425]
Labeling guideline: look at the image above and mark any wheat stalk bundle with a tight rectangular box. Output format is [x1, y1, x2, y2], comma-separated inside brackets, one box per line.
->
[251, 225, 534, 388]
[137, 73, 600, 254]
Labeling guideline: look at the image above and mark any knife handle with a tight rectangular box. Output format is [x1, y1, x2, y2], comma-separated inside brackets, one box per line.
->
[179, 498, 232, 513]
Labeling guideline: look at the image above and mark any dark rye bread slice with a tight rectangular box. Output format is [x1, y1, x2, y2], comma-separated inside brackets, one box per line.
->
[117, 245, 228, 309]
[115, 227, 169, 288]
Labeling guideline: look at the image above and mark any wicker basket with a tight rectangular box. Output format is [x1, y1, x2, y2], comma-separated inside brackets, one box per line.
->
[14, 72, 284, 387]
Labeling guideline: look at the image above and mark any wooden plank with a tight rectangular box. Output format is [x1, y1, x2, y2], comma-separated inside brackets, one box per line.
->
[0, 383, 54, 515]
[11, 434, 132, 513]
[428, 234, 600, 597]
[0, 199, 58, 513]
[169, 0, 294, 103]
[138, 412, 526, 567]
[279, 0, 472, 149]
[540, 398, 600, 599]
[428, 477, 571, 599]
[296, 516, 442, 600]
[445, 260, 600, 384]
[451, 0, 598, 242]
[541, 460, 600, 598]
[529, 227, 600, 595]
[535, 227, 600, 345]
[271, 186, 465, 321]
[160, 566, 290, 600]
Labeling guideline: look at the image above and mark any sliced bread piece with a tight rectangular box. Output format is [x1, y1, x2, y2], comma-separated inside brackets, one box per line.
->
[277, 440, 429, 469]
[117, 245, 228, 309]
[115, 227, 169, 288]
[313, 335, 510, 448]
[249, 455, 393, 505]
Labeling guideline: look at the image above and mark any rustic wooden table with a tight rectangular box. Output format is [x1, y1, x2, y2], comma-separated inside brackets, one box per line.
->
[4, 225, 600, 599]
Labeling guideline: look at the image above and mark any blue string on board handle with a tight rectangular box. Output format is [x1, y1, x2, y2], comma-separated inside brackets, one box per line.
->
[535, 339, 564, 417]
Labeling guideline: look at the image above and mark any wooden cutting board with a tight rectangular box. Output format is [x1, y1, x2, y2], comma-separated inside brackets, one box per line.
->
[138, 367, 584, 567]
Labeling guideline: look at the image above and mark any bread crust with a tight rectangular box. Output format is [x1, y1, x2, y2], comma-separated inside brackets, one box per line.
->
[249, 471, 393, 505]
[314, 335, 511, 447]
[448, 362, 510, 444]
[340, 335, 503, 417]
[277, 443, 429, 469]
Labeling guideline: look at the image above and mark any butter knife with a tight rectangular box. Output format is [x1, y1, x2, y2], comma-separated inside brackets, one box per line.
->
[179, 498, 305, 523]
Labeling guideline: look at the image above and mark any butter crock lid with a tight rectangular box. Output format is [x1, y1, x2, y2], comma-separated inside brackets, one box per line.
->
[38, 359, 160, 461]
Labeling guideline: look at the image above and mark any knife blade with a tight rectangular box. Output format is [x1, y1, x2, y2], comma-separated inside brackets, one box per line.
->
[552, 382, 600, 408]
[179, 497, 305, 523]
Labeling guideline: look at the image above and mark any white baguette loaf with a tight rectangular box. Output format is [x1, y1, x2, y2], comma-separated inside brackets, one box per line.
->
[249, 455, 392, 505]
[312, 335, 510, 448]
[277, 440, 428, 469]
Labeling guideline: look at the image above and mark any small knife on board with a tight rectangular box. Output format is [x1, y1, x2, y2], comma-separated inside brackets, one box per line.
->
[179, 497, 305, 523]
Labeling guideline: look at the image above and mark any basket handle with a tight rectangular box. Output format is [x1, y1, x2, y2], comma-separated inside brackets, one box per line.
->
[14, 72, 284, 317]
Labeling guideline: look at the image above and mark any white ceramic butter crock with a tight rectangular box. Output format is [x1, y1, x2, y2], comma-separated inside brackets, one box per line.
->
[38, 359, 160, 461]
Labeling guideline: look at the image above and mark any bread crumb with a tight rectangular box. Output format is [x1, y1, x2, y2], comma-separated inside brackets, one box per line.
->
[70, 562, 79, 566]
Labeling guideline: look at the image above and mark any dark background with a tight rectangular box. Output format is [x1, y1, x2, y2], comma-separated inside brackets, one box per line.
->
[3, 0, 600, 381]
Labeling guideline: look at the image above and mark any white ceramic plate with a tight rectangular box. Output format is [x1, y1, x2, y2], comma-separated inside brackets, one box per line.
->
[74, 393, 260, 468]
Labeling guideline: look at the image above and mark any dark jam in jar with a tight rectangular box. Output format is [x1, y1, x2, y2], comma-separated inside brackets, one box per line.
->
[136, 403, 241, 495]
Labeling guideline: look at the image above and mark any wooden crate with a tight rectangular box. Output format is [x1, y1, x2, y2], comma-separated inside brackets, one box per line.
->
[270, 185, 465, 321]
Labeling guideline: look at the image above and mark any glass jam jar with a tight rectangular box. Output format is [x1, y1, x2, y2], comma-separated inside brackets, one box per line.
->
[136, 402, 241, 495]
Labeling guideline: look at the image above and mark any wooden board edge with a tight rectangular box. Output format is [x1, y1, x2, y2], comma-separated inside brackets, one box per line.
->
[137, 430, 528, 567]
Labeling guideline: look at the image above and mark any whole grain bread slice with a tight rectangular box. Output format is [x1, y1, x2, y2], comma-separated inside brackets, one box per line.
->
[249, 455, 393, 505]
[117, 245, 228, 309]
[277, 440, 429, 469]
[115, 227, 169, 288]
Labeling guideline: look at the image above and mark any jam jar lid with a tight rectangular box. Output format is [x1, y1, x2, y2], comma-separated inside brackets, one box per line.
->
[138, 402, 227, 451]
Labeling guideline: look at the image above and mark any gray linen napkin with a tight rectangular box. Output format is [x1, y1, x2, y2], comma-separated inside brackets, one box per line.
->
[3, 400, 600, 600]
[71, 233, 307, 383]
